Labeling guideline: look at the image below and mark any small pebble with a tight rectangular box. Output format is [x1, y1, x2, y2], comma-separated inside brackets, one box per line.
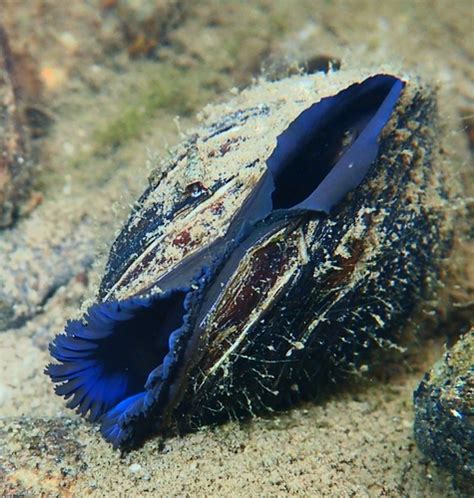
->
[129, 463, 142, 473]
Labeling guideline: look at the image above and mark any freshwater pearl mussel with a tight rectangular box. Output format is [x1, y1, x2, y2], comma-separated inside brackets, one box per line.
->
[47, 69, 454, 449]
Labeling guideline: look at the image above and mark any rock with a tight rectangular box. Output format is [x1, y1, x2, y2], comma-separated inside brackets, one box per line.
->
[414, 330, 474, 495]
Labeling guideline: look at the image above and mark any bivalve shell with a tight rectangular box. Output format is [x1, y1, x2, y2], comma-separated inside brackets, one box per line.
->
[48, 67, 457, 449]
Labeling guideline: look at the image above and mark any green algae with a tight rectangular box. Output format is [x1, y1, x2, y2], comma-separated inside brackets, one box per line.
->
[93, 65, 206, 152]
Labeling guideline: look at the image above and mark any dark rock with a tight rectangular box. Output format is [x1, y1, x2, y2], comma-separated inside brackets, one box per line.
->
[414, 330, 474, 495]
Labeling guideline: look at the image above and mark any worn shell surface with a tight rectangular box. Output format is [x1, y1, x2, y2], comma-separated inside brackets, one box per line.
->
[47, 68, 455, 449]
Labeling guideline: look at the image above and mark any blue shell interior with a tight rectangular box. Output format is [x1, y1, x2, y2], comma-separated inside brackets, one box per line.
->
[47, 74, 404, 448]
[48, 289, 195, 446]
[268, 75, 404, 213]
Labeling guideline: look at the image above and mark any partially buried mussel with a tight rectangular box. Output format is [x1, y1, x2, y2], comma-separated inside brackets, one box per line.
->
[47, 68, 455, 449]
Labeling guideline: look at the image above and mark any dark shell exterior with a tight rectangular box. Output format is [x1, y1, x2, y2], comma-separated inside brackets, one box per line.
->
[414, 331, 474, 494]
[47, 68, 456, 449]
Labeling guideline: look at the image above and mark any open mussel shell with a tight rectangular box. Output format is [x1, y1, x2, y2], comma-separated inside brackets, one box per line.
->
[47, 68, 455, 449]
